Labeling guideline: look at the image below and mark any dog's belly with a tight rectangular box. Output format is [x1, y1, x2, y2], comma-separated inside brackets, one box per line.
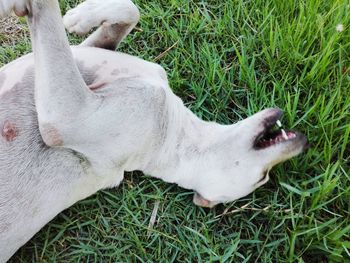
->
[73, 46, 168, 88]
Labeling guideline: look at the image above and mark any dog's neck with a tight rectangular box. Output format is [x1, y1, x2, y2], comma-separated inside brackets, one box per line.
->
[142, 91, 231, 190]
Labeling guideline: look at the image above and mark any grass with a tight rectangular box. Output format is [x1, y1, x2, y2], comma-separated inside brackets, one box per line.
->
[1, 0, 349, 262]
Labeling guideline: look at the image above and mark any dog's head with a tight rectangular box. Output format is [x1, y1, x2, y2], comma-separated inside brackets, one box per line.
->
[189, 108, 308, 208]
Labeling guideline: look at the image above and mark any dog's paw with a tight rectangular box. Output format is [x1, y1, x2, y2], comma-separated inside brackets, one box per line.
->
[63, 0, 99, 35]
[0, 0, 30, 18]
[63, 0, 139, 35]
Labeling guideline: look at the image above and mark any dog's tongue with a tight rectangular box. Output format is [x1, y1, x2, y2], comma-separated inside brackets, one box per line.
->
[193, 192, 216, 208]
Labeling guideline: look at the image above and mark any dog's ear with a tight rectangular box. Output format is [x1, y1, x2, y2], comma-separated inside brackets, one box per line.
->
[193, 192, 216, 208]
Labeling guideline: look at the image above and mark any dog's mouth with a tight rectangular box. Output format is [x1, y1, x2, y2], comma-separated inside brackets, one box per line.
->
[254, 113, 302, 150]
[254, 129, 298, 149]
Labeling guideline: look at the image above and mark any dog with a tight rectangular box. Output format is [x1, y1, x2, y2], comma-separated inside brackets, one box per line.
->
[0, 0, 307, 261]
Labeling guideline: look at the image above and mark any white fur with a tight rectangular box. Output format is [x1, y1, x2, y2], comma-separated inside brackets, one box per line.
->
[0, 0, 306, 261]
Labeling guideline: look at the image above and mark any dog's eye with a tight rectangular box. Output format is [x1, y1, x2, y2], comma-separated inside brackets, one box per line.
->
[257, 170, 269, 184]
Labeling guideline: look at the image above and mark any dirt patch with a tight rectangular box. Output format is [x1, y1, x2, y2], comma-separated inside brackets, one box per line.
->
[0, 16, 28, 45]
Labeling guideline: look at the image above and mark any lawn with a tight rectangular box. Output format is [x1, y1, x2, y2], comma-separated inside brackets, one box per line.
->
[1, 0, 350, 262]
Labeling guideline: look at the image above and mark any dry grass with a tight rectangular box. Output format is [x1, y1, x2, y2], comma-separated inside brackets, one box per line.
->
[0, 15, 28, 45]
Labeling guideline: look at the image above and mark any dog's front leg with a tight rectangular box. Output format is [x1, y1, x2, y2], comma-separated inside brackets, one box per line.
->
[23, 0, 137, 178]
[24, 1, 101, 148]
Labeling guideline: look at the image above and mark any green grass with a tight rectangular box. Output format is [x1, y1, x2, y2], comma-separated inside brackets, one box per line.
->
[1, 0, 350, 262]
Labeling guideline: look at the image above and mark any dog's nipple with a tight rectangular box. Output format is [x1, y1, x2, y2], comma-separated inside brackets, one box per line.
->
[2, 121, 17, 142]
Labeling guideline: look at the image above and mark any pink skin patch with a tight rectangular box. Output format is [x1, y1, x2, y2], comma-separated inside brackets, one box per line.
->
[40, 123, 63, 147]
[2, 121, 17, 142]
[89, 82, 106, 91]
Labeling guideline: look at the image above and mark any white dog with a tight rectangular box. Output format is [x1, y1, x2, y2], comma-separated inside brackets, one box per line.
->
[0, 0, 307, 261]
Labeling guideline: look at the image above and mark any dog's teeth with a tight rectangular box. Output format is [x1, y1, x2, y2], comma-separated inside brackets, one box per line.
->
[276, 120, 282, 127]
[281, 129, 288, 140]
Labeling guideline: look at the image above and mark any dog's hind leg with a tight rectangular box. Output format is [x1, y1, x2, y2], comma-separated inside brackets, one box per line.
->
[63, 0, 140, 50]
